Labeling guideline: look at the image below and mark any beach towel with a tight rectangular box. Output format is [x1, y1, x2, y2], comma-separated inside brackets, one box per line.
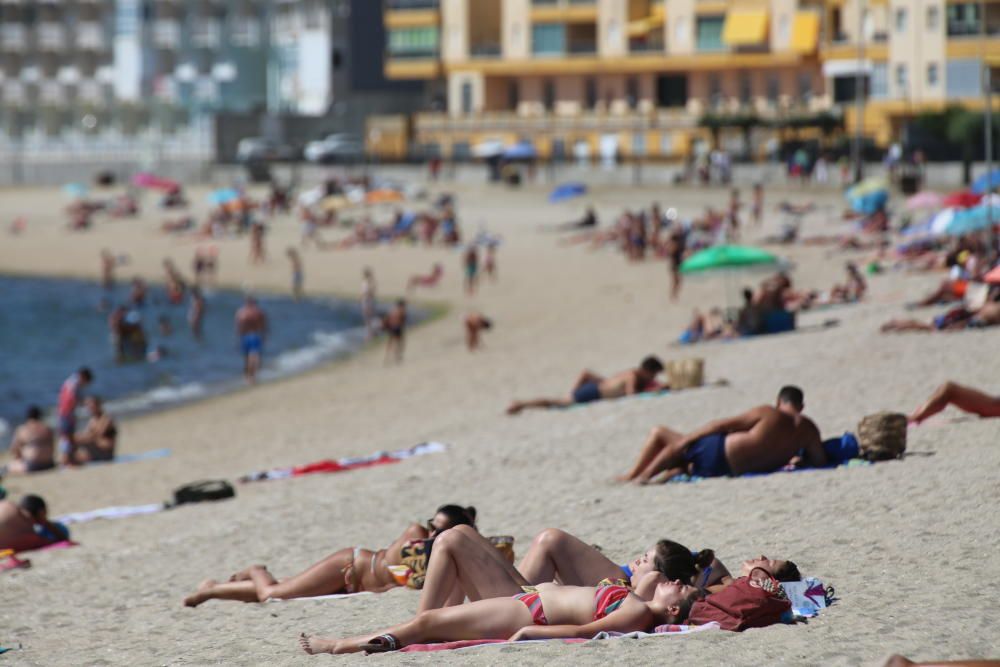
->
[238, 442, 448, 483]
[668, 456, 872, 484]
[266, 592, 373, 602]
[99, 448, 172, 465]
[400, 623, 720, 653]
[56, 503, 166, 525]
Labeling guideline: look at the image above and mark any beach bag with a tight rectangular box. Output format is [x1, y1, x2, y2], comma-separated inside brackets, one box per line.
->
[170, 480, 235, 507]
[666, 358, 704, 389]
[857, 412, 907, 461]
[688, 568, 791, 631]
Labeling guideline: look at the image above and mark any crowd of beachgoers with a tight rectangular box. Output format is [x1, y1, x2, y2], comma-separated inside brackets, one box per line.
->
[2, 162, 999, 666]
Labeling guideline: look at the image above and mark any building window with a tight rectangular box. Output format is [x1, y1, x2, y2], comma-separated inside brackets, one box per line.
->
[387, 27, 440, 58]
[798, 72, 813, 102]
[532, 23, 565, 55]
[894, 8, 907, 32]
[695, 16, 725, 52]
[946, 3, 980, 36]
[739, 72, 752, 105]
[626, 76, 639, 109]
[895, 63, 908, 91]
[508, 80, 519, 110]
[460, 81, 472, 113]
[656, 74, 687, 108]
[926, 63, 938, 86]
[926, 6, 939, 30]
[585, 76, 597, 109]
[708, 73, 722, 108]
[766, 74, 780, 104]
[543, 78, 555, 110]
[871, 63, 889, 99]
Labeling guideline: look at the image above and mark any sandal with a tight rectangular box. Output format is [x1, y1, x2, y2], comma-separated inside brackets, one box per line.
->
[360, 634, 400, 653]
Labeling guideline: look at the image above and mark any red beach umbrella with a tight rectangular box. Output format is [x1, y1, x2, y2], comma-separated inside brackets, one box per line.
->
[941, 190, 982, 209]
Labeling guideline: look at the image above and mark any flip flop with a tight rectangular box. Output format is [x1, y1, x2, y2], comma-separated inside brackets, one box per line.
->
[360, 634, 400, 653]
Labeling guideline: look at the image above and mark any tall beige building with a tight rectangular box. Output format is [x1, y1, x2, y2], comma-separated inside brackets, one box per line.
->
[382, 0, 999, 159]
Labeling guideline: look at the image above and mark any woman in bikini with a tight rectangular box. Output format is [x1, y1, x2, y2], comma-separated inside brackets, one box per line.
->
[300, 574, 700, 654]
[415, 525, 718, 613]
[182, 504, 476, 607]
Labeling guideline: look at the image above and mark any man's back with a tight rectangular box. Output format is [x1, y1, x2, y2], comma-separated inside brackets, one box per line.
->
[724, 406, 800, 475]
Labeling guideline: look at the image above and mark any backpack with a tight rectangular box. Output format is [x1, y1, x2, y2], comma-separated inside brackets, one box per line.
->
[856, 412, 907, 461]
[170, 480, 236, 507]
[689, 568, 791, 631]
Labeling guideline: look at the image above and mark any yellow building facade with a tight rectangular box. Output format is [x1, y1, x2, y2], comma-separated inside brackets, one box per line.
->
[379, 0, 1000, 159]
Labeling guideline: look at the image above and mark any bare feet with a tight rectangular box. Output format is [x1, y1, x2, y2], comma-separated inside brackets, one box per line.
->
[183, 579, 217, 607]
[299, 633, 337, 655]
[882, 656, 914, 667]
[228, 566, 264, 582]
[505, 402, 524, 416]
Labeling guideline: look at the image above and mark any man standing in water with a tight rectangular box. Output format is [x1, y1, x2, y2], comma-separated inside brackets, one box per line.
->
[286, 247, 304, 301]
[57, 367, 93, 465]
[382, 299, 407, 364]
[361, 268, 377, 340]
[235, 296, 268, 383]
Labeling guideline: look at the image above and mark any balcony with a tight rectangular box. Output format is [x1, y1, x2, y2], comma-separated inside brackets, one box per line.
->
[153, 20, 182, 48]
[37, 24, 67, 51]
[469, 43, 501, 58]
[76, 22, 106, 51]
[0, 25, 28, 51]
[77, 80, 105, 103]
[190, 21, 221, 48]
[230, 19, 261, 48]
[567, 41, 597, 55]
[3, 81, 26, 104]
[39, 79, 65, 104]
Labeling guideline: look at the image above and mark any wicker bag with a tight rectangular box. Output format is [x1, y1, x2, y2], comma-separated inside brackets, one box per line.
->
[856, 412, 907, 461]
[666, 358, 705, 390]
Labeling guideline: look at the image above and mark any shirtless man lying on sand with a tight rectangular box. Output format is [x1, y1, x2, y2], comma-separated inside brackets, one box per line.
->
[0, 495, 69, 553]
[507, 356, 664, 415]
[618, 385, 826, 483]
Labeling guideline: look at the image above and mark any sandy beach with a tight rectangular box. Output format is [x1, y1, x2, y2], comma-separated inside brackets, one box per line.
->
[1, 176, 999, 666]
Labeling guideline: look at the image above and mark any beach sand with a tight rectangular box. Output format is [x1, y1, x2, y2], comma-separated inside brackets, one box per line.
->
[1, 178, 998, 666]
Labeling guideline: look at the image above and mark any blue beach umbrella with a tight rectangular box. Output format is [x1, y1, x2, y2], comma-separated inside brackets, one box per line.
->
[943, 204, 1000, 236]
[209, 188, 240, 205]
[63, 182, 89, 199]
[549, 182, 587, 203]
[503, 141, 537, 161]
[971, 169, 1000, 195]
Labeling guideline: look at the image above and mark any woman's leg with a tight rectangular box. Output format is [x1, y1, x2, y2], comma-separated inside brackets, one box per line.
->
[417, 526, 525, 613]
[617, 426, 681, 481]
[183, 579, 260, 606]
[911, 382, 1000, 423]
[301, 597, 533, 654]
[517, 528, 623, 586]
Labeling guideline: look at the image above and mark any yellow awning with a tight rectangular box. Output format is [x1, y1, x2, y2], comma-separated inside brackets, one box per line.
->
[722, 10, 769, 46]
[789, 12, 820, 53]
[627, 15, 665, 38]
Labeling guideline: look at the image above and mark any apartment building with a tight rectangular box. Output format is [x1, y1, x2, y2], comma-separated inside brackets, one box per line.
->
[381, 0, 1000, 159]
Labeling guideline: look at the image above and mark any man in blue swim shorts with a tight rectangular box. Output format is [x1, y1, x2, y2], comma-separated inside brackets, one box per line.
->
[506, 356, 665, 415]
[235, 296, 268, 384]
[617, 386, 828, 483]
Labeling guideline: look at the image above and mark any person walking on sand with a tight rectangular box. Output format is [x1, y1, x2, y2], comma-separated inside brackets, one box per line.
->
[507, 356, 665, 415]
[617, 385, 826, 484]
[249, 222, 266, 264]
[100, 249, 116, 292]
[463, 245, 479, 296]
[382, 299, 407, 364]
[361, 268, 377, 339]
[5, 406, 55, 474]
[465, 312, 492, 351]
[286, 247, 304, 301]
[235, 296, 268, 383]
[484, 242, 498, 281]
[56, 367, 93, 466]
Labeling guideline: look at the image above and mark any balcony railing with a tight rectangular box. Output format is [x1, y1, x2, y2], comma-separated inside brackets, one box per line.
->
[568, 41, 597, 54]
[629, 38, 665, 53]
[37, 23, 67, 51]
[190, 21, 221, 48]
[386, 0, 439, 9]
[469, 43, 501, 58]
[387, 48, 439, 59]
[76, 22, 106, 50]
[0, 24, 28, 51]
[153, 20, 182, 48]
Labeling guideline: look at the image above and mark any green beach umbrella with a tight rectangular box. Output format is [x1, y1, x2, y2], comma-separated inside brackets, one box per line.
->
[680, 245, 780, 274]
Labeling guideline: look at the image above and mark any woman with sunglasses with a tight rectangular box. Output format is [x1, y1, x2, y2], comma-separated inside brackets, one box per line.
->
[182, 504, 476, 607]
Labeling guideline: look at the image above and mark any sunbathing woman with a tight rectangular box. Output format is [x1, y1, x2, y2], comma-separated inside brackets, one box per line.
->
[300, 573, 700, 654]
[415, 525, 718, 613]
[182, 504, 476, 607]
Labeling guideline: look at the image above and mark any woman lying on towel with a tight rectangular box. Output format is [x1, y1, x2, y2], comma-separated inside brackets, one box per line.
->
[182, 504, 476, 607]
[300, 574, 701, 654]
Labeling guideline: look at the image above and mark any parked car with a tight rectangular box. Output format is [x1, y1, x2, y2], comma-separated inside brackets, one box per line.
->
[235, 137, 299, 164]
[304, 133, 365, 164]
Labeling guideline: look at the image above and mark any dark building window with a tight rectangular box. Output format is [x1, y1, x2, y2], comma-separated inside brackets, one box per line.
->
[543, 78, 555, 110]
[656, 75, 687, 108]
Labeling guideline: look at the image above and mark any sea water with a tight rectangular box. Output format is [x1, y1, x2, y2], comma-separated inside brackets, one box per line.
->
[0, 274, 371, 448]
